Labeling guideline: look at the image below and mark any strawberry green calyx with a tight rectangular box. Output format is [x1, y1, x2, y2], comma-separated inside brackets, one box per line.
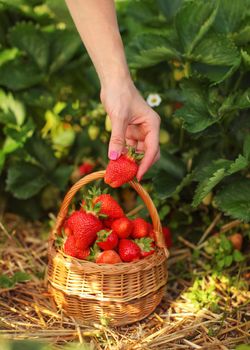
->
[96, 229, 112, 242]
[135, 237, 154, 252]
[87, 243, 101, 262]
[127, 146, 144, 162]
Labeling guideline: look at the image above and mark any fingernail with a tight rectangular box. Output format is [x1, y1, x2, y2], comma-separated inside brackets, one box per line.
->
[109, 150, 119, 160]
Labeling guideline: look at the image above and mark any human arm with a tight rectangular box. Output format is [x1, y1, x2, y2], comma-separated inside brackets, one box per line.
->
[65, 0, 160, 180]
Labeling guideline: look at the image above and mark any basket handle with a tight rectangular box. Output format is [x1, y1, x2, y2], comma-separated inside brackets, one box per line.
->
[51, 170, 168, 253]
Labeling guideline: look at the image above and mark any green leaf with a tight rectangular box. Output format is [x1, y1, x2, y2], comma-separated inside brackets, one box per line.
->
[25, 135, 57, 172]
[215, 179, 250, 221]
[241, 48, 250, 70]
[175, 106, 217, 133]
[12, 271, 31, 283]
[213, 0, 247, 34]
[227, 154, 249, 175]
[46, 0, 75, 27]
[192, 155, 249, 207]
[49, 29, 81, 73]
[0, 274, 14, 288]
[223, 255, 233, 267]
[219, 88, 250, 115]
[0, 89, 26, 125]
[157, 0, 183, 19]
[0, 58, 44, 90]
[174, 81, 219, 133]
[175, 0, 218, 54]
[243, 135, 250, 160]
[190, 33, 241, 82]
[156, 149, 186, 179]
[153, 171, 181, 199]
[192, 168, 226, 207]
[6, 162, 48, 199]
[233, 24, 250, 45]
[0, 47, 19, 66]
[127, 32, 180, 69]
[233, 250, 245, 262]
[49, 164, 73, 190]
[9, 22, 49, 70]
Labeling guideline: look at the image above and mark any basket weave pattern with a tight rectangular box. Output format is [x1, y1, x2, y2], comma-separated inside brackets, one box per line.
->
[47, 171, 168, 326]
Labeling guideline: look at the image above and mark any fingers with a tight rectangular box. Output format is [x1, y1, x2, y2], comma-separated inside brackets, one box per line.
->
[108, 117, 127, 160]
[136, 126, 160, 181]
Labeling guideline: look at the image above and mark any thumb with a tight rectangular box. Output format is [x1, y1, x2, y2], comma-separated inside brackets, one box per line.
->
[108, 118, 127, 160]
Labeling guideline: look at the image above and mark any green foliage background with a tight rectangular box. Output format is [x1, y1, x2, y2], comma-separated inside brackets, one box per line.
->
[0, 0, 250, 223]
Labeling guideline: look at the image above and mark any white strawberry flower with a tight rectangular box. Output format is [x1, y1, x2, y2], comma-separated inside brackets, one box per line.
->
[146, 93, 162, 107]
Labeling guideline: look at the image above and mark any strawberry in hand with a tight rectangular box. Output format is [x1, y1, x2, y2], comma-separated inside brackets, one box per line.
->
[104, 146, 144, 188]
[96, 229, 118, 250]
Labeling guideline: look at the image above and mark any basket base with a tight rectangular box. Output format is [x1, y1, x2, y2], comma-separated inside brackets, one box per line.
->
[48, 283, 165, 327]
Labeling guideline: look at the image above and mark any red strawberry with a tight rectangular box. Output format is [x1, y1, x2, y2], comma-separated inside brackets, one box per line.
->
[96, 229, 118, 250]
[118, 239, 141, 262]
[64, 235, 78, 257]
[66, 210, 102, 250]
[163, 226, 173, 248]
[96, 250, 122, 264]
[64, 225, 73, 237]
[79, 161, 94, 176]
[64, 235, 90, 259]
[104, 147, 144, 188]
[102, 218, 115, 228]
[135, 237, 155, 258]
[131, 218, 149, 239]
[93, 194, 124, 219]
[77, 247, 90, 260]
[111, 217, 133, 239]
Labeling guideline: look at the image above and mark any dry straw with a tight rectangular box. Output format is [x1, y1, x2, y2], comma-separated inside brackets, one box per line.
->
[47, 171, 169, 326]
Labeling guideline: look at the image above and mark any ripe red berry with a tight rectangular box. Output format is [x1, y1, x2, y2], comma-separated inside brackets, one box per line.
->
[96, 250, 122, 264]
[79, 161, 94, 176]
[135, 237, 155, 258]
[111, 217, 133, 239]
[162, 226, 173, 248]
[66, 210, 102, 250]
[104, 147, 143, 188]
[131, 218, 149, 239]
[96, 229, 118, 250]
[93, 194, 124, 219]
[118, 239, 141, 262]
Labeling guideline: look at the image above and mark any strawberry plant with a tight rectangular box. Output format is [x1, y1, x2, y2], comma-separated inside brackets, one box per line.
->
[118, 0, 250, 222]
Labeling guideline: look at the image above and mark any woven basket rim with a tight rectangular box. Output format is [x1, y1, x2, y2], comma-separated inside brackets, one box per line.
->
[48, 241, 167, 274]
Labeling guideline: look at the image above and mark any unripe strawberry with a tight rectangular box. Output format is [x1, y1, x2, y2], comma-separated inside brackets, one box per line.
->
[88, 125, 100, 140]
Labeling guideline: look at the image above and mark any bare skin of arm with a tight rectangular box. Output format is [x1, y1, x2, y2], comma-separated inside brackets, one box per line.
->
[65, 0, 160, 180]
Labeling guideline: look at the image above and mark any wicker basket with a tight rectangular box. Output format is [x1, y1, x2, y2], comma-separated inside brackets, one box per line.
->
[47, 170, 169, 326]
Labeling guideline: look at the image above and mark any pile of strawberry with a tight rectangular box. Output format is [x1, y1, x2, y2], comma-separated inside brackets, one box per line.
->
[62, 188, 172, 264]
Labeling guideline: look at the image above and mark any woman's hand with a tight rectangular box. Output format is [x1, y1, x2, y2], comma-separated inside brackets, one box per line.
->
[101, 78, 161, 181]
